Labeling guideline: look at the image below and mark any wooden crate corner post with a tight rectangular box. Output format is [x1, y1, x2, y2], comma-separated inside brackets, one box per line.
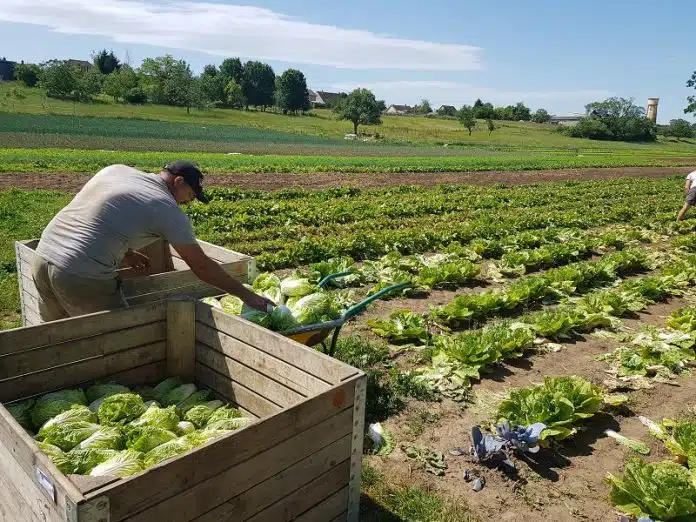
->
[15, 240, 28, 326]
[348, 373, 366, 522]
[166, 298, 196, 381]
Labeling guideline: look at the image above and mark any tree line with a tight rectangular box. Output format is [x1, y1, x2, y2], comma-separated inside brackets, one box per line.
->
[13, 50, 315, 114]
[436, 99, 553, 123]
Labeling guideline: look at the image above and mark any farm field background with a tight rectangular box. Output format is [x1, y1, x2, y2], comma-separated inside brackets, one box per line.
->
[5, 85, 696, 520]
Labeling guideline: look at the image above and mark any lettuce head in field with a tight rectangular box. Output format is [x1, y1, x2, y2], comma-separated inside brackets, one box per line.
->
[97, 393, 146, 426]
[607, 457, 696, 521]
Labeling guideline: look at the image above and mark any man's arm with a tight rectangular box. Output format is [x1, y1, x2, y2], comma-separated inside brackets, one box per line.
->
[172, 243, 273, 311]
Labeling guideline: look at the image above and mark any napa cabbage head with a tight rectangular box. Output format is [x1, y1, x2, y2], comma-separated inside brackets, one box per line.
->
[280, 277, 316, 298]
[97, 394, 146, 426]
[76, 427, 124, 450]
[5, 398, 35, 432]
[220, 295, 244, 315]
[89, 449, 144, 478]
[41, 421, 101, 452]
[184, 401, 224, 428]
[86, 383, 130, 404]
[37, 441, 73, 474]
[129, 404, 180, 431]
[68, 448, 120, 475]
[126, 426, 178, 453]
[151, 377, 182, 403]
[37, 405, 97, 436]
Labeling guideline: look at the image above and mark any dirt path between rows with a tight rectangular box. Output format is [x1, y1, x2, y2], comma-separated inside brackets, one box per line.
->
[0, 166, 691, 192]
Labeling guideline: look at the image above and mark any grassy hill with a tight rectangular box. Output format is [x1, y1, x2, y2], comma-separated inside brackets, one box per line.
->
[3, 82, 696, 155]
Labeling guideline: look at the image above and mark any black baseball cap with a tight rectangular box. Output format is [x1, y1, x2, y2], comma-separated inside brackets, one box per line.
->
[163, 160, 209, 203]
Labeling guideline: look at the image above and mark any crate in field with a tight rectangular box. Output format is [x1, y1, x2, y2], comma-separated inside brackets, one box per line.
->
[0, 298, 365, 522]
[15, 238, 257, 326]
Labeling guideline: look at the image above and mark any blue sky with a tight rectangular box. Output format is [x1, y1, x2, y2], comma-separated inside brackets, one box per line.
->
[1, 0, 693, 123]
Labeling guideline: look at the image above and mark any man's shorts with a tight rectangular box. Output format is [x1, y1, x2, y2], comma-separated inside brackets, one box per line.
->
[686, 187, 696, 205]
[31, 256, 128, 322]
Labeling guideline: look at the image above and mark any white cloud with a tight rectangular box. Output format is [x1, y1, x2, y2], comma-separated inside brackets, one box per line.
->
[0, 0, 482, 71]
[329, 80, 614, 112]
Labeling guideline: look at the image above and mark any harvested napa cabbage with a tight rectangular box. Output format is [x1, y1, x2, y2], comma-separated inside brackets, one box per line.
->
[206, 406, 242, 425]
[184, 401, 224, 428]
[37, 441, 73, 474]
[68, 448, 120, 475]
[129, 404, 180, 431]
[126, 426, 178, 453]
[175, 421, 196, 435]
[162, 384, 197, 407]
[280, 276, 315, 298]
[205, 417, 252, 431]
[41, 421, 101, 452]
[220, 295, 244, 315]
[76, 427, 124, 450]
[143, 437, 195, 467]
[6, 398, 35, 431]
[89, 449, 144, 478]
[175, 390, 211, 413]
[86, 383, 130, 404]
[38, 405, 97, 436]
[151, 377, 183, 403]
[30, 389, 88, 430]
[97, 394, 146, 426]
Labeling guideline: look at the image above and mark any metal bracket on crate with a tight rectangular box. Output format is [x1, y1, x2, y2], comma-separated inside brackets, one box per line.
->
[347, 374, 367, 522]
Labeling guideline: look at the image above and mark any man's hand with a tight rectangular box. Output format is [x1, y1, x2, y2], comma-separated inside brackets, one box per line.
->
[123, 250, 151, 273]
[243, 292, 276, 312]
[172, 242, 275, 312]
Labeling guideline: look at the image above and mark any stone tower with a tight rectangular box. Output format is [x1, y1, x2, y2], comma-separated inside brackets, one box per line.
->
[647, 98, 659, 123]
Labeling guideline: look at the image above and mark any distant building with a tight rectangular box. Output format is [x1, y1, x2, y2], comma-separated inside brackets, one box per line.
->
[548, 115, 583, 126]
[65, 59, 92, 70]
[0, 58, 16, 82]
[438, 105, 457, 114]
[308, 90, 343, 107]
[386, 104, 412, 115]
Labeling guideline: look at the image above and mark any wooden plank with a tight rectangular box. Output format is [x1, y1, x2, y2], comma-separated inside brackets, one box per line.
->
[0, 301, 167, 355]
[87, 379, 357, 522]
[126, 407, 353, 522]
[192, 436, 351, 522]
[244, 461, 350, 522]
[196, 344, 303, 408]
[347, 375, 367, 522]
[166, 300, 195, 380]
[0, 404, 84, 520]
[171, 256, 188, 270]
[0, 342, 166, 403]
[101, 361, 167, 389]
[23, 307, 43, 328]
[196, 323, 328, 395]
[126, 276, 247, 306]
[0, 321, 167, 380]
[15, 242, 28, 329]
[68, 474, 119, 495]
[328, 513, 347, 522]
[121, 262, 247, 297]
[293, 486, 350, 522]
[15, 240, 39, 266]
[0, 439, 65, 522]
[195, 362, 280, 417]
[195, 304, 358, 384]
[197, 239, 251, 264]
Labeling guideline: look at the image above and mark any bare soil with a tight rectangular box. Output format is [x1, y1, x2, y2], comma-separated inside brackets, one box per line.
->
[352, 290, 696, 522]
[0, 166, 690, 192]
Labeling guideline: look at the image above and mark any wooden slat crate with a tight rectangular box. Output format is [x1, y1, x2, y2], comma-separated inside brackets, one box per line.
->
[0, 298, 365, 522]
[15, 238, 257, 326]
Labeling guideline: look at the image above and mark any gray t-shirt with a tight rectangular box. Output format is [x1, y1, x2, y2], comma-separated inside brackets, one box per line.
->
[36, 164, 197, 279]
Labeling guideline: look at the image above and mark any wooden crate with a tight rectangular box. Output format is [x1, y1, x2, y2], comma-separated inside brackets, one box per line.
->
[0, 298, 365, 522]
[15, 238, 257, 326]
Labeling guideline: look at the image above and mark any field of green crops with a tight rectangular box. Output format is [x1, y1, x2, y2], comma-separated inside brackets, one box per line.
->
[7, 174, 696, 520]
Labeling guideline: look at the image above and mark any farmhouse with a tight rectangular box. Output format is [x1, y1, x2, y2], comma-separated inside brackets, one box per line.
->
[308, 90, 342, 107]
[438, 105, 457, 113]
[0, 58, 15, 82]
[65, 58, 92, 69]
[386, 104, 412, 115]
[549, 115, 583, 126]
